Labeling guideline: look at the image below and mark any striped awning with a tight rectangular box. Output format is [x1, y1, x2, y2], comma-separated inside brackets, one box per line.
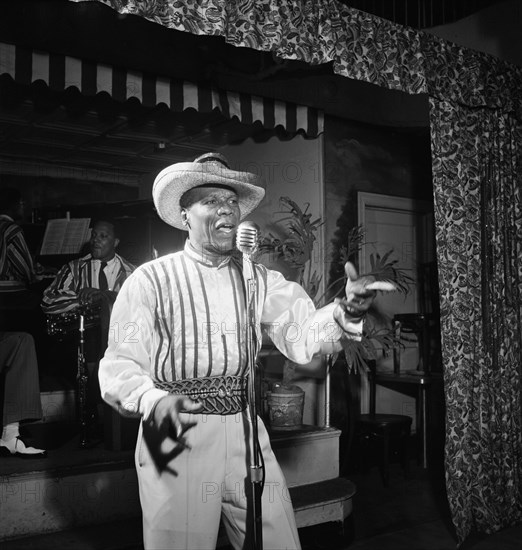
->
[0, 41, 323, 137]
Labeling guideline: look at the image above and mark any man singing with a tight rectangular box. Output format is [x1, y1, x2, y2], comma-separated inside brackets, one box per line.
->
[99, 152, 377, 549]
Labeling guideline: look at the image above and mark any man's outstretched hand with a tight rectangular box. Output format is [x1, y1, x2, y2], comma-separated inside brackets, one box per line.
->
[336, 261, 376, 321]
[333, 261, 397, 330]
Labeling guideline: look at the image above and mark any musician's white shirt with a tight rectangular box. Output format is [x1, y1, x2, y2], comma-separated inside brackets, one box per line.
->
[92, 257, 119, 291]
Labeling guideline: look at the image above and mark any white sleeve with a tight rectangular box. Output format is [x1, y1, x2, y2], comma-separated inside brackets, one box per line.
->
[98, 270, 167, 420]
[261, 269, 362, 364]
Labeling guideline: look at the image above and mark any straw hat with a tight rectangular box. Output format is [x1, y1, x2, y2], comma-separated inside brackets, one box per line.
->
[153, 152, 265, 230]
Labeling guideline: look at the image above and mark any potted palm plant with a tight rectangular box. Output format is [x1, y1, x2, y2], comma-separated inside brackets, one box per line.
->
[258, 196, 412, 429]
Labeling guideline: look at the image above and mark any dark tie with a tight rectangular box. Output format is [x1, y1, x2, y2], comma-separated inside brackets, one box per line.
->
[98, 261, 108, 291]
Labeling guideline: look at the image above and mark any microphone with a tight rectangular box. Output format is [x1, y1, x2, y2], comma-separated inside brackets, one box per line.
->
[236, 221, 260, 258]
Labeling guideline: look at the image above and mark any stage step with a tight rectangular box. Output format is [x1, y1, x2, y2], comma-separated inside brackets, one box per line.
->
[0, 424, 351, 542]
[39, 388, 76, 423]
[0, 448, 139, 541]
[269, 425, 341, 487]
[291, 478, 355, 528]
[0, 517, 143, 550]
[0, 479, 356, 549]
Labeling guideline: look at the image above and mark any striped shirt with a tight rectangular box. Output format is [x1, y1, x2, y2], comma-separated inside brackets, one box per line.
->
[41, 253, 136, 314]
[100, 240, 362, 419]
[0, 216, 34, 284]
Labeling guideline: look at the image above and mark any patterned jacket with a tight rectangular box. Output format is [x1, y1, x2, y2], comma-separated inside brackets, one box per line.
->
[0, 216, 34, 284]
[41, 253, 136, 315]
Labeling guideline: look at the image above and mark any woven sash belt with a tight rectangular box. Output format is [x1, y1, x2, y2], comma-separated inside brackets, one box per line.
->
[153, 375, 248, 415]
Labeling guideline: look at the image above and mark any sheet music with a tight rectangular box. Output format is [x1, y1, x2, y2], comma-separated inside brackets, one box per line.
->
[40, 218, 91, 255]
[61, 219, 91, 254]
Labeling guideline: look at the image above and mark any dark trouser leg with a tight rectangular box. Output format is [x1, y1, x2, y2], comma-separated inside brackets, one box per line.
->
[0, 332, 42, 426]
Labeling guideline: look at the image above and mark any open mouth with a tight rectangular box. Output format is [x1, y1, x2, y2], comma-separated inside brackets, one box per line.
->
[215, 223, 235, 233]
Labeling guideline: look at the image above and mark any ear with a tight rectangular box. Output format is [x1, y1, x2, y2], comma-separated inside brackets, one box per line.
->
[181, 209, 188, 226]
[114, 237, 120, 248]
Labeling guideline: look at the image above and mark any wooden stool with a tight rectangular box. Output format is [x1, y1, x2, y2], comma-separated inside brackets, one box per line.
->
[356, 412, 412, 486]
[355, 360, 412, 486]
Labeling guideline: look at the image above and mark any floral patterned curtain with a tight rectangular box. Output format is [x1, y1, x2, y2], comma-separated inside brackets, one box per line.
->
[71, 0, 522, 544]
[430, 96, 522, 542]
[73, 0, 427, 94]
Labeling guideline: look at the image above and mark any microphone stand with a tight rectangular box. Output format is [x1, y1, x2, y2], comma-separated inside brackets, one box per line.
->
[243, 251, 263, 550]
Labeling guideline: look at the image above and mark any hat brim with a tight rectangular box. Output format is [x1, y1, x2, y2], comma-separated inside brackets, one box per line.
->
[153, 162, 265, 230]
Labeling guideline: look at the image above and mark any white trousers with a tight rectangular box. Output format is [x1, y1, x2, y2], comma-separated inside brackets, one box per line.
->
[136, 411, 301, 550]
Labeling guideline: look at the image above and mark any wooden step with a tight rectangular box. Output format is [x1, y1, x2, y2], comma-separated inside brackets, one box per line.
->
[0, 423, 346, 541]
[270, 425, 341, 487]
[0, 478, 356, 549]
[0, 517, 142, 550]
[290, 478, 356, 528]
[39, 388, 76, 423]
[0, 446, 138, 540]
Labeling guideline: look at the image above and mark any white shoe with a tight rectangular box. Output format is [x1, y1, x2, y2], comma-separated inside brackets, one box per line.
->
[0, 436, 47, 458]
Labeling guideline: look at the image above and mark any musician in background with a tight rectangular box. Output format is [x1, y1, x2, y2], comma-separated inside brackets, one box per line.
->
[99, 152, 378, 549]
[42, 218, 135, 439]
[42, 218, 135, 316]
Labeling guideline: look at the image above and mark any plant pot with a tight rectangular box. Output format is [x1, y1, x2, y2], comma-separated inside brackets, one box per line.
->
[266, 384, 305, 430]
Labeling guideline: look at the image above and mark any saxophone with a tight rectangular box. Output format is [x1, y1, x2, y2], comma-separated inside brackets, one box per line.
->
[77, 313, 89, 448]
